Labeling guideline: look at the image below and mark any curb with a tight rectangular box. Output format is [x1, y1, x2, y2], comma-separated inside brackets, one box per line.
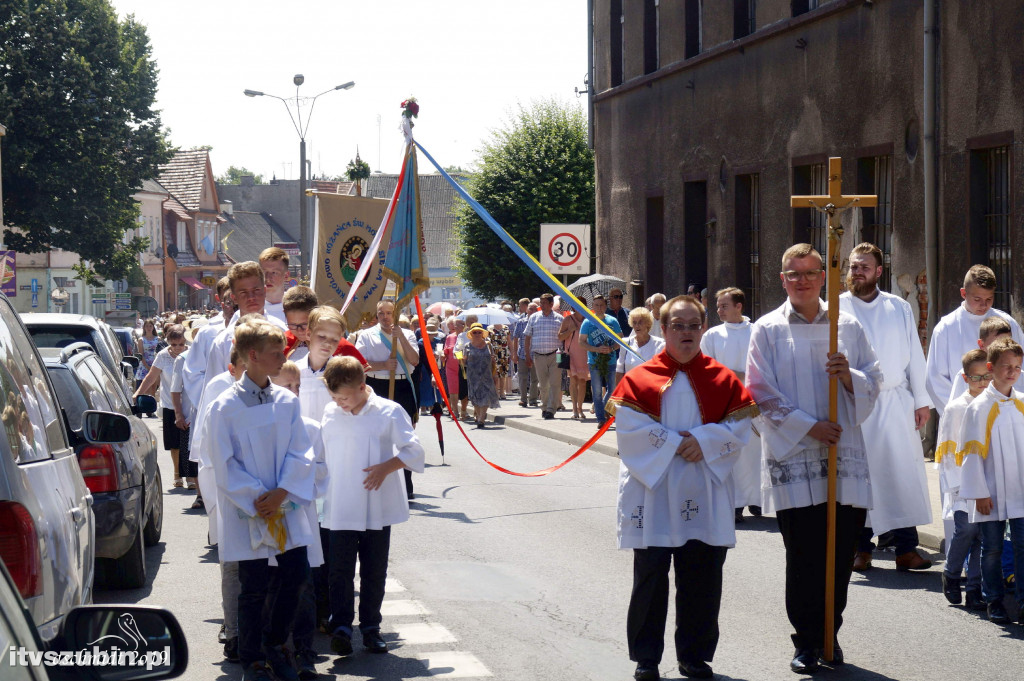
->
[490, 414, 619, 458]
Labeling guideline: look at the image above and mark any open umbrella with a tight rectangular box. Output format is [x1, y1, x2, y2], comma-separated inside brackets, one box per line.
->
[425, 301, 455, 316]
[567, 273, 629, 303]
[456, 307, 517, 326]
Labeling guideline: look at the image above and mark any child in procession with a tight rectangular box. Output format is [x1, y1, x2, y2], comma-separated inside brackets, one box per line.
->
[295, 306, 369, 422]
[321, 356, 425, 658]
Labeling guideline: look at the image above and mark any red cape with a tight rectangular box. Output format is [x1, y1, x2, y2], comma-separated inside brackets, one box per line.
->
[285, 331, 369, 369]
[609, 350, 757, 425]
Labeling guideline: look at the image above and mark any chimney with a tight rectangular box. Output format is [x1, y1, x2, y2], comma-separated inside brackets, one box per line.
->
[220, 200, 233, 215]
[240, 175, 255, 187]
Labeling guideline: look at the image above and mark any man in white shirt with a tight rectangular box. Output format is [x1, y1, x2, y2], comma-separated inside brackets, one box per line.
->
[133, 324, 188, 487]
[840, 243, 934, 572]
[182, 277, 235, 408]
[746, 243, 881, 674]
[926, 264, 1023, 416]
[700, 287, 761, 521]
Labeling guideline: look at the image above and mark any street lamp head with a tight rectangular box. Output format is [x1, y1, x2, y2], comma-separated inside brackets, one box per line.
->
[335, 81, 355, 91]
[293, 74, 305, 86]
[243, 89, 263, 97]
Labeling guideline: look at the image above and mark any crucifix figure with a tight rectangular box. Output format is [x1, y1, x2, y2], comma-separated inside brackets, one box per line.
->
[790, 156, 877, 663]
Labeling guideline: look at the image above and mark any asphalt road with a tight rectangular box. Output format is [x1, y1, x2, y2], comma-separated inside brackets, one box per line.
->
[94, 413, 1024, 681]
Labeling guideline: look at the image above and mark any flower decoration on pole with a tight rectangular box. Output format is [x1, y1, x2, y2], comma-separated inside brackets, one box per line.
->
[346, 147, 372, 197]
[401, 97, 419, 121]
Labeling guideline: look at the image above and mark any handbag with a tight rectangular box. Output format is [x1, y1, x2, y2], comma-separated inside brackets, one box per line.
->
[557, 322, 576, 370]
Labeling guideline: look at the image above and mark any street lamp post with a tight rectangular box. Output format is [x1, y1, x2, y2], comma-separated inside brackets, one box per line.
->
[244, 76, 355, 279]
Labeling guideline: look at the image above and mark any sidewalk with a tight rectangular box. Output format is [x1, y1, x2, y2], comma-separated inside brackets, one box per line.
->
[484, 396, 947, 552]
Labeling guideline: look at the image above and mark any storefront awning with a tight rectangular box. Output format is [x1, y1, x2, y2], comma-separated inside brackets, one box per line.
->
[180, 276, 208, 291]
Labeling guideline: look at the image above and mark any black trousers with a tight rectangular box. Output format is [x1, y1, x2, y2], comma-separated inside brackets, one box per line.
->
[366, 376, 416, 496]
[328, 526, 391, 636]
[237, 546, 309, 667]
[627, 540, 728, 666]
[776, 503, 866, 650]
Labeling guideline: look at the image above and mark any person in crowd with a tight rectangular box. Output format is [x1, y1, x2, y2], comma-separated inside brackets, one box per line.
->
[579, 294, 623, 429]
[282, 286, 319, 362]
[615, 306, 664, 385]
[490, 319, 511, 400]
[464, 323, 500, 428]
[321, 356, 425, 658]
[443, 318, 470, 421]
[839, 243, 934, 572]
[608, 287, 631, 337]
[745, 243, 881, 673]
[135, 319, 161, 415]
[171, 343, 200, 506]
[181, 277, 236, 410]
[610, 295, 756, 681]
[259, 247, 290, 324]
[134, 324, 188, 487]
[647, 293, 667, 338]
[959, 337, 1024, 626]
[513, 301, 540, 407]
[524, 293, 565, 421]
[415, 315, 444, 416]
[558, 296, 590, 420]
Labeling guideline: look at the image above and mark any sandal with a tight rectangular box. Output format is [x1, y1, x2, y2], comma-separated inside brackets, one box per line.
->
[186, 481, 197, 490]
[190, 497, 205, 510]
[173, 478, 184, 488]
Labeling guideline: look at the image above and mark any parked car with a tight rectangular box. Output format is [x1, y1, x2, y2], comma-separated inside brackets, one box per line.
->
[0, 557, 187, 681]
[111, 326, 139, 359]
[0, 294, 95, 641]
[20, 313, 138, 398]
[41, 343, 162, 589]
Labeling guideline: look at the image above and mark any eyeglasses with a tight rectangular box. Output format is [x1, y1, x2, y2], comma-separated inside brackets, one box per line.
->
[287, 322, 308, 332]
[966, 373, 993, 382]
[667, 322, 703, 333]
[782, 269, 824, 282]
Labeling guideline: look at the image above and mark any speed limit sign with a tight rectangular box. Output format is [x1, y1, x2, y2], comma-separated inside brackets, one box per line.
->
[539, 224, 591, 274]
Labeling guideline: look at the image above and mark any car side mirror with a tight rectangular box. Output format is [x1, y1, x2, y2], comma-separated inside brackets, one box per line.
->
[54, 605, 188, 680]
[82, 411, 131, 444]
[133, 395, 157, 417]
[123, 356, 140, 371]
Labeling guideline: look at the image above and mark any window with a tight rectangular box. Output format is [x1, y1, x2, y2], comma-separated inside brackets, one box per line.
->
[970, 145, 1013, 311]
[177, 221, 187, 253]
[856, 155, 894, 291]
[83, 357, 130, 416]
[47, 369, 91, 432]
[734, 0, 756, 39]
[735, 174, 761, 319]
[685, 0, 702, 59]
[792, 162, 828, 257]
[610, 0, 623, 87]
[643, 0, 659, 75]
[792, 0, 818, 16]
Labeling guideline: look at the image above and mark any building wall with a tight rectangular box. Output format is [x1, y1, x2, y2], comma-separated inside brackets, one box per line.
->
[592, 0, 1024, 329]
[216, 181, 304, 243]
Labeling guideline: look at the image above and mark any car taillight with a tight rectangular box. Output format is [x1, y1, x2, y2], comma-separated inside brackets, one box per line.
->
[78, 444, 118, 493]
[0, 501, 42, 598]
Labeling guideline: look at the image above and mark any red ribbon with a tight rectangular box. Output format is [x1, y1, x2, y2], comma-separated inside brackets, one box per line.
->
[415, 298, 614, 477]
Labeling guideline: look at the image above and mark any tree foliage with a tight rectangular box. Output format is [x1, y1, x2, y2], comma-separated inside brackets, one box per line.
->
[0, 0, 171, 283]
[454, 100, 594, 301]
[217, 165, 264, 185]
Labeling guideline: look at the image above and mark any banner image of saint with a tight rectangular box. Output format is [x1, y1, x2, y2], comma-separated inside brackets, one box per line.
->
[340, 237, 368, 285]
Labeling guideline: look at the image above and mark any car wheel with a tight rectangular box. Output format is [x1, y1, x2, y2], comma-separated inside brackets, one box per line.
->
[143, 468, 163, 546]
[111, 519, 147, 589]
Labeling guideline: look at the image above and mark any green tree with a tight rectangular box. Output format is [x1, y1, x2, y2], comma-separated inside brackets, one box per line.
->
[0, 0, 171, 283]
[346, 150, 371, 196]
[454, 100, 594, 300]
[216, 165, 264, 185]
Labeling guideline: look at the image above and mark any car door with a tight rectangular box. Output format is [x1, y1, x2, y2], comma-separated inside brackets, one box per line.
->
[0, 300, 93, 640]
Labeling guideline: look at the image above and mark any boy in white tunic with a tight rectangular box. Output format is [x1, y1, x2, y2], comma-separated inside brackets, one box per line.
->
[959, 337, 1024, 625]
[321, 356, 425, 658]
[935, 349, 987, 610]
[926, 264, 1022, 416]
[839, 243, 933, 572]
[208, 320, 316, 681]
[700, 286, 761, 522]
[610, 295, 756, 681]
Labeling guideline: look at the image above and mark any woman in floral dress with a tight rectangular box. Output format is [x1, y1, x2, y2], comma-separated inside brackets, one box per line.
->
[489, 322, 510, 399]
[135, 319, 160, 417]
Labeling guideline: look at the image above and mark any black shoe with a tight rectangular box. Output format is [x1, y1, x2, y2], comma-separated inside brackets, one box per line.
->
[941, 573, 963, 604]
[678, 658, 713, 678]
[243, 661, 273, 681]
[330, 631, 353, 656]
[362, 629, 388, 654]
[542, 411, 554, 420]
[748, 505, 762, 517]
[790, 648, 820, 674]
[263, 644, 299, 681]
[223, 637, 239, 663]
[529, 401, 539, 407]
[965, 588, 986, 611]
[988, 601, 1010, 624]
[819, 641, 844, 665]
[518, 401, 527, 408]
[735, 508, 745, 524]
[295, 649, 318, 680]
[218, 623, 227, 643]
[633, 661, 659, 681]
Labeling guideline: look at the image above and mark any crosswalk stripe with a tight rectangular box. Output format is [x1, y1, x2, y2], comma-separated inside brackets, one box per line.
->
[392, 621, 458, 645]
[381, 599, 431, 616]
[416, 651, 493, 678]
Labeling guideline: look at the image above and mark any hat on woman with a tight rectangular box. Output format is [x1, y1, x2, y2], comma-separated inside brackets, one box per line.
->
[467, 322, 489, 338]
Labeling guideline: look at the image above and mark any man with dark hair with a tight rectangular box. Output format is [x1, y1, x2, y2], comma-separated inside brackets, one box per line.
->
[608, 287, 631, 336]
[841, 242, 934, 573]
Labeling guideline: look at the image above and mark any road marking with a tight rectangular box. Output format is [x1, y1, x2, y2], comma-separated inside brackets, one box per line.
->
[417, 650, 493, 678]
[392, 621, 458, 645]
[381, 599, 430, 616]
[385, 576, 407, 593]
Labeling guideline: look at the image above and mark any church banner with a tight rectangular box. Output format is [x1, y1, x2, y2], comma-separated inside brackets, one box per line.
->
[312, 194, 390, 332]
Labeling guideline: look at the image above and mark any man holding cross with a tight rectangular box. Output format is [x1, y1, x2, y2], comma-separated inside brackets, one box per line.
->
[746, 243, 881, 673]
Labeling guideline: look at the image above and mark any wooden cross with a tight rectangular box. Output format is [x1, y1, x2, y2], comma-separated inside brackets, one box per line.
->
[790, 156, 876, 663]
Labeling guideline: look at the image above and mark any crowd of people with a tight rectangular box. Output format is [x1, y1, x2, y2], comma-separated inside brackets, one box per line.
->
[123, 241, 1024, 681]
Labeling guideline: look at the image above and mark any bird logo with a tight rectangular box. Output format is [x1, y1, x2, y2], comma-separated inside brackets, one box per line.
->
[86, 612, 147, 651]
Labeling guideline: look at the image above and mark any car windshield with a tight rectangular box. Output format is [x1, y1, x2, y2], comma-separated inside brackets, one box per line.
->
[46, 367, 90, 431]
[26, 326, 97, 353]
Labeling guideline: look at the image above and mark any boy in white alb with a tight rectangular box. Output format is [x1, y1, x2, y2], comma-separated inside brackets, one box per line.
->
[935, 349, 987, 610]
[321, 356, 424, 658]
[959, 337, 1024, 625]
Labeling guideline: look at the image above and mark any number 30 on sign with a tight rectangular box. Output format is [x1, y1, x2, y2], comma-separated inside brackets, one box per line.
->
[539, 224, 591, 275]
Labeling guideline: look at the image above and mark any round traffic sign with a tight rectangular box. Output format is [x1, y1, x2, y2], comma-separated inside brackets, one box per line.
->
[547, 233, 583, 267]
